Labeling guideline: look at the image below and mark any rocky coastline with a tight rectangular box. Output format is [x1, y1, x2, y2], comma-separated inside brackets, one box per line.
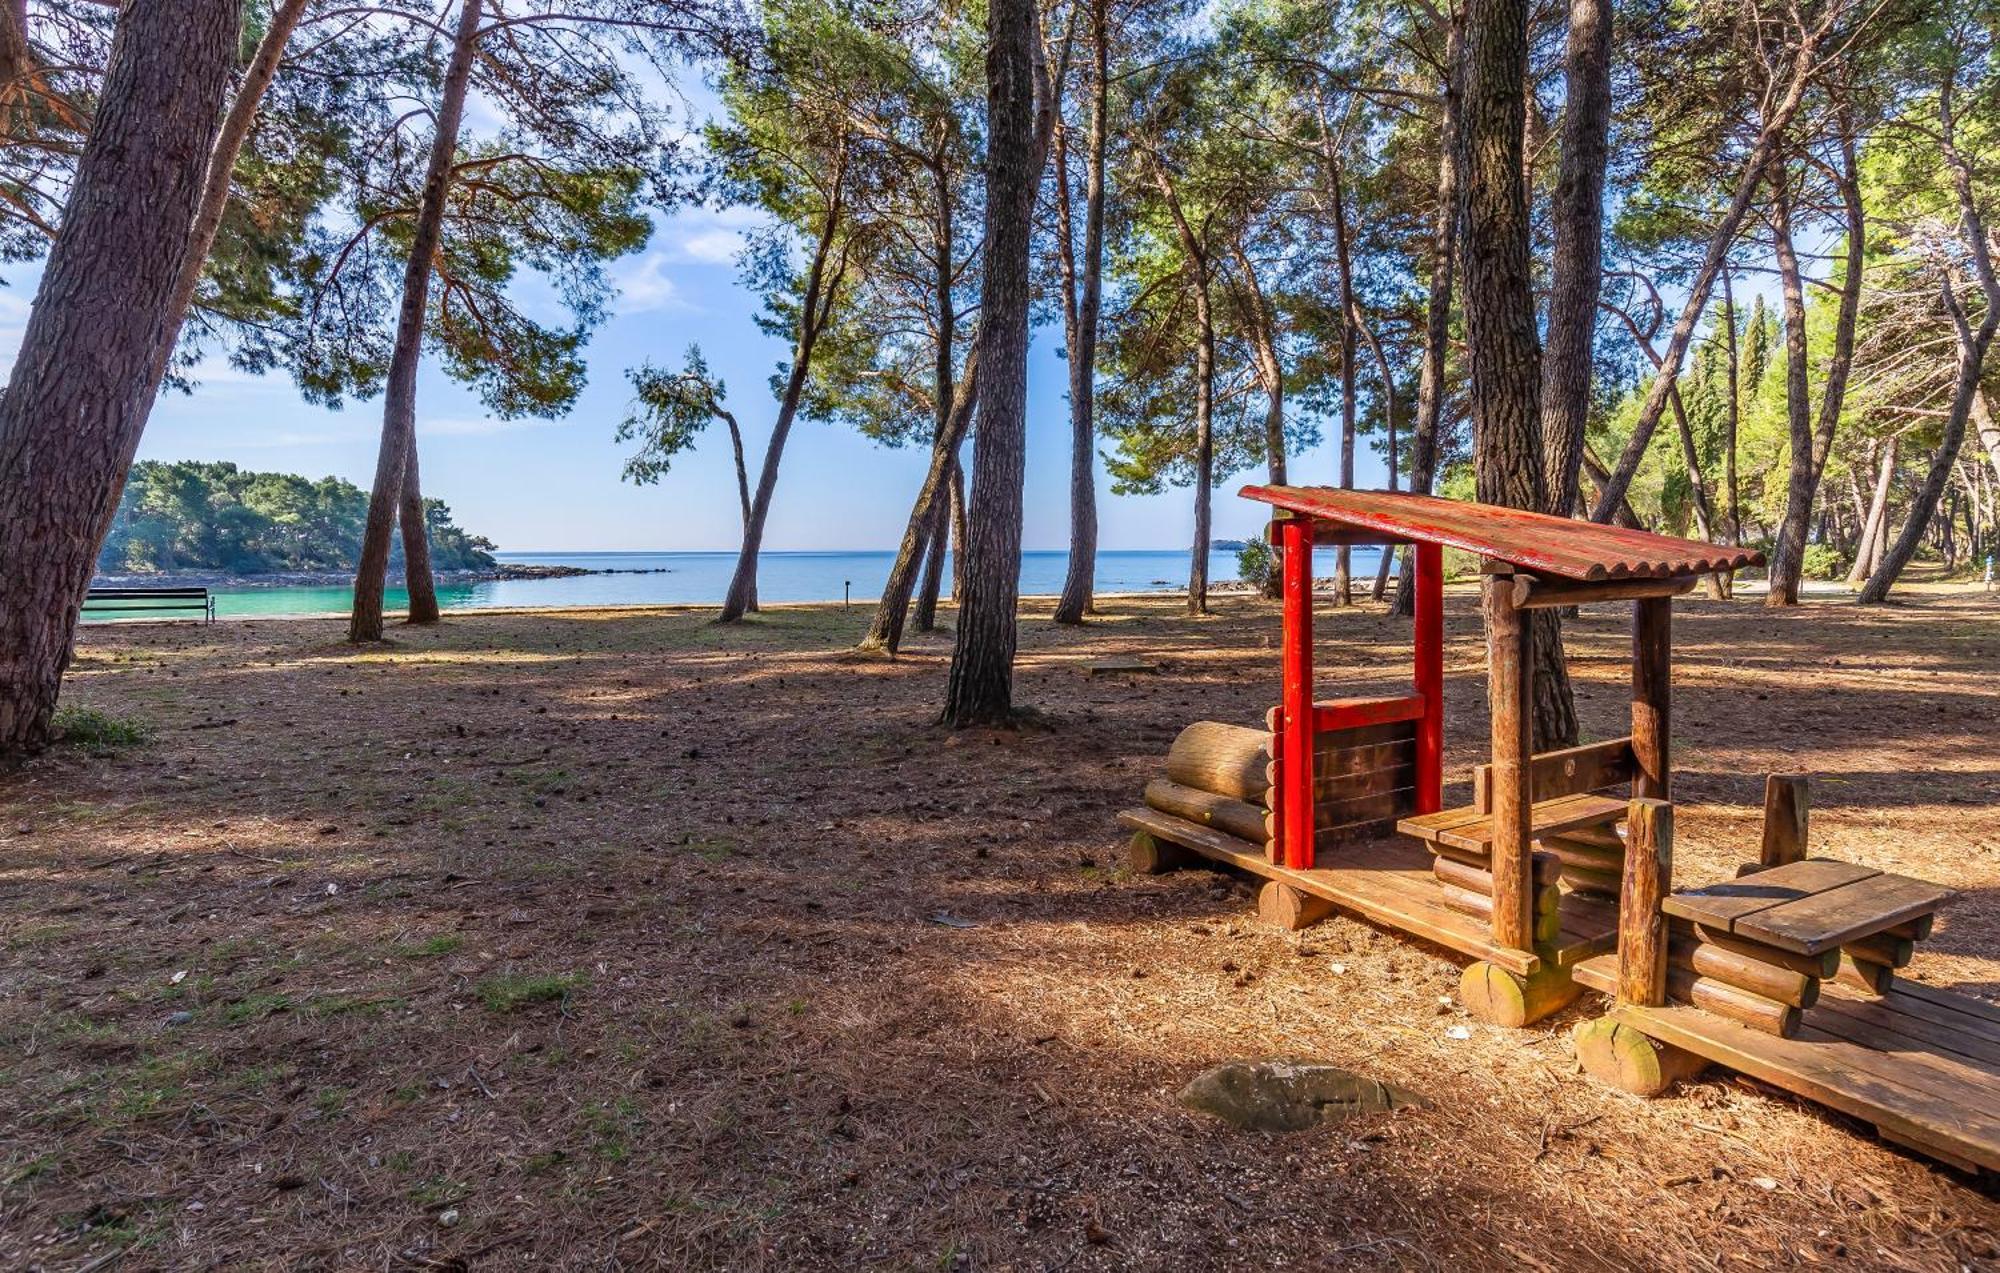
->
[89, 562, 598, 590]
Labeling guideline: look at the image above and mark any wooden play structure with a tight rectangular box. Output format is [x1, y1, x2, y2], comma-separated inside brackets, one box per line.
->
[1121, 485, 1996, 1173]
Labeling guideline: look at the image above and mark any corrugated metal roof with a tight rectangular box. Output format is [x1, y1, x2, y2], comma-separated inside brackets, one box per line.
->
[1239, 485, 1765, 582]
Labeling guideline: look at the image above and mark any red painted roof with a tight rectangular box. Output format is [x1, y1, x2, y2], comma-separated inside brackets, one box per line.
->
[1239, 486, 1764, 582]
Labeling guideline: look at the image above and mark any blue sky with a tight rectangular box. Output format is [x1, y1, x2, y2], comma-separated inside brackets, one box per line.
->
[2, 198, 1388, 555]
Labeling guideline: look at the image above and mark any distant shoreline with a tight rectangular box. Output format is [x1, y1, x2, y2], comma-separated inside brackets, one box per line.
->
[89, 562, 598, 590]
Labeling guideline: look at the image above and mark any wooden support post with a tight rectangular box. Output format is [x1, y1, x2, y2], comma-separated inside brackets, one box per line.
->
[1413, 541, 1445, 815]
[1632, 597, 1671, 800]
[1574, 1018, 1708, 1097]
[1257, 881, 1335, 931]
[1484, 574, 1534, 952]
[1278, 516, 1316, 870]
[1618, 798, 1672, 1007]
[1759, 774, 1809, 870]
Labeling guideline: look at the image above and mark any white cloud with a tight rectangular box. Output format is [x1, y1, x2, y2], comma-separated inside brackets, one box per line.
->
[677, 228, 742, 264]
[611, 251, 686, 316]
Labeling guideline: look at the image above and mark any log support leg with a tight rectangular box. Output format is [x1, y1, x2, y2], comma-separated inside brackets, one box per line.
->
[1128, 830, 1193, 875]
[1256, 881, 1335, 932]
[1458, 961, 1582, 1028]
[1573, 1017, 1708, 1096]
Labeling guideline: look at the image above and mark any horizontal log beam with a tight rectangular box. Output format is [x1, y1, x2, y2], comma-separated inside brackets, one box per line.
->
[1511, 573, 1700, 610]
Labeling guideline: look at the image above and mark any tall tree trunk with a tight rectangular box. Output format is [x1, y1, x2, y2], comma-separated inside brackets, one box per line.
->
[1767, 117, 1865, 606]
[1722, 266, 1742, 547]
[1764, 169, 1812, 606]
[1394, 13, 1463, 618]
[1538, 0, 1612, 519]
[1860, 135, 1999, 607]
[950, 457, 970, 600]
[400, 442, 441, 623]
[350, 0, 482, 643]
[1589, 20, 1827, 521]
[1330, 155, 1358, 606]
[1147, 157, 1215, 617]
[1458, 0, 1577, 751]
[0, 0, 238, 760]
[942, 0, 1044, 724]
[914, 457, 954, 631]
[716, 406, 757, 612]
[1846, 435, 1897, 585]
[719, 160, 850, 625]
[859, 349, 979, 654]
[1053, 0, 1107, 626]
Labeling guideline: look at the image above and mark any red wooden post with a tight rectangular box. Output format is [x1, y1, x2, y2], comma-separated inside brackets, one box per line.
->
[1279, 515, 1316, 870]
[1413, 540, 1444, 814]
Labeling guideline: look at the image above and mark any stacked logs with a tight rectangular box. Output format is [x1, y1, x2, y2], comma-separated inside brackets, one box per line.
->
[1142, 722, 1271, 851]
[1664, 919, 1835, 1036]
[1542, 826, 1624, 898]
[1837, 915, 1930, 994]
[1140, 719, 1416, 862]
[1431, 847, 1564, 944]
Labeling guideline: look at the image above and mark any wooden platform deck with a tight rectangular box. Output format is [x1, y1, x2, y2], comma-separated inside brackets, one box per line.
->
[1573, 954, 2000, 1172]
[1397, 792, 1627, 855]
[1120, 806, 1619, 978]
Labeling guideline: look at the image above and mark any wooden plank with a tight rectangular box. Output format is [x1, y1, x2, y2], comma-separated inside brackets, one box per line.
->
[1263, 740, 1417, 787]
[1512, 573, 1697, 610]
[1661, 859, 1880, 936]
[1602, 996, 2000, 1172]
[1119, 806, 1541, 976]
[1433, 794, 1628, 853]
[1735, 873, 1955, 956]
[1312, 695, 1424, 732]
[1397, 805, 1492, 840]
[1842, 984, 2000, 1051]
[1892, 979, 2000, 1030]
[1811, 991, 2000, 1070]
[1471, 737, 1637, 808]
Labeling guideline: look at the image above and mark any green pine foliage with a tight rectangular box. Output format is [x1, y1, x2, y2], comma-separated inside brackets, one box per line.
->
[96, 461, 496, 575]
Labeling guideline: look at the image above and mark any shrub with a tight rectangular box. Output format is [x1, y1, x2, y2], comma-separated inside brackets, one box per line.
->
[1800, 543, 1845, 581]
[1237, 538, 1274, 590]
[51, 706, 150, 750]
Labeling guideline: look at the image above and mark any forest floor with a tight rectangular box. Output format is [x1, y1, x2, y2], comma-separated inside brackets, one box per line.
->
[3, 582, 1999, 1270]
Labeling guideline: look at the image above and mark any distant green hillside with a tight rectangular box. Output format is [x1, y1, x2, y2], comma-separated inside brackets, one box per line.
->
[98, 461, 496, 575]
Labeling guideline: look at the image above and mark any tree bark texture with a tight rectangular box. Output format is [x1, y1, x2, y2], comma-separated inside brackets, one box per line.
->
[718, 154, 850, 624]
[943, 0, 1041, 724]
[1456, 0, 1576, 751]
[860, 345, 978, 654]
[1538, 0, 1612, 520]
[1767, 118, 1864, 606]
[400, 440, 441, 623]
[350, 0, 483, 642]
[1330, 157, 1358, 606]
[0, 0, 238, 760]
[1053, 0, 1107, 626]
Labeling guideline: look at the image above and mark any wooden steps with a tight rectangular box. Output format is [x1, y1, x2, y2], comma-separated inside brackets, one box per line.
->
[1573, 954, 2000, 1173]
[1119, 807, 1620, 977]
[1397, 793, 1628, 855]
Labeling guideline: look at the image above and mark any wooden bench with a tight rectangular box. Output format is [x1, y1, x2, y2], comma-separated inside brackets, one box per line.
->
[82, 586, 214, 622]
[1398, 792, 1627, 855]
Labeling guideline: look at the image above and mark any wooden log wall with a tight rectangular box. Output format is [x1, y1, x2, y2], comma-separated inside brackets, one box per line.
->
[1266, 718, 1419, 859]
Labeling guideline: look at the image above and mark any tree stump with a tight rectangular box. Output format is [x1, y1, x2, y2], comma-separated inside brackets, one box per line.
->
[1256, 881, 1334, 931]
[1458, 961, 1582, 1028]
[1573, 1017, 1707, 1096]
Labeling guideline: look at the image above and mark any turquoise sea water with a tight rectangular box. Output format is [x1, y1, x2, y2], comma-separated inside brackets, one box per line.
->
[92, 546, 1388, 621]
